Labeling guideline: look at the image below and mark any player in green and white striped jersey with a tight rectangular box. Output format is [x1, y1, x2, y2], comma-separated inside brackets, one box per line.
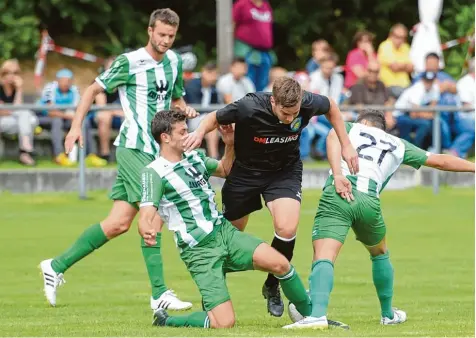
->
[40, 8, 196, 311]
[286, 109, 475, 329]
[139, 110, 315, 329]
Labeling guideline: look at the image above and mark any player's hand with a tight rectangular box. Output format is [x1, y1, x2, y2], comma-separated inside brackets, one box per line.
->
[180, 105, 198, 119]
[183, 130, 205, 151]
[219, 124, 234, 145]
[139, 225, 157, 246]
[64, 126, 83, 154]
[334, 174, 354, 203]
[342, 143, 359, 175]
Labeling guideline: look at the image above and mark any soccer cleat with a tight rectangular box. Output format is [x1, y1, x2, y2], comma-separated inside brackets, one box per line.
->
[288, 302, 350, 330]
[152, 309, 169, 326]
[150, 290, 192, 311]
[39, 259, 66, 307]
[381, 308, 407, 325]
[283, 316, 328, 329]
[262, 283, 284, 317]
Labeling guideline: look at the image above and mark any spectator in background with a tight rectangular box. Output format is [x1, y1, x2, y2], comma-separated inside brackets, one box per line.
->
[377, 23, 413, 98]
[38, 69, 106, 167]
[394, 71, 442, 148]
[263, 66, 287, 92]
[449, 58, 475, 158]
[306, 39, 330, 74]
[349, 61, 395, 130]
[344, 30, 378, 89]
[233, 0, 276, 91]
[0, 59, 38, 166]
[216, 57, 255, 104]
[89, 56, 124, 162]
[309, 53, 343, 103]
[184, 62, 220, 159]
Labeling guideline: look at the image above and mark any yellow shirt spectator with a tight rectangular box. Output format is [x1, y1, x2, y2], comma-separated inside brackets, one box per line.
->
[378, 39, 411, 88]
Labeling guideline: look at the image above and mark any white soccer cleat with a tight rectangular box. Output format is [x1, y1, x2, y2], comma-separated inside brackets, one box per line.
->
[150, 290, 192, 311]
[381, 308, 407, 325]
[39, 259, 65, 307]
[283, 316, 328, 329]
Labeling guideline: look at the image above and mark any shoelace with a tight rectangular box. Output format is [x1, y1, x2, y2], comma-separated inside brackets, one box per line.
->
[164, 289, 177, 298]
[56, 273, 66, 287]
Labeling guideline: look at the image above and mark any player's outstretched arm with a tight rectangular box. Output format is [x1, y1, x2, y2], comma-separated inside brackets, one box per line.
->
[213, 125, 235, 178]
[138, 206, 158, 246]
[327, 129, 354, 202]
[424, 153, 475, 173]
[183, 110, 219, 151]
[172, 97, 198, 119]
[64, 82, 104, 153]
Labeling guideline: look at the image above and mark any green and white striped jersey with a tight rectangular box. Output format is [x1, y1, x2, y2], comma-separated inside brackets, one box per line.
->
[96, 48, 185, 155]
[325, 122, 430, 198]
[140, 150, 222, 250]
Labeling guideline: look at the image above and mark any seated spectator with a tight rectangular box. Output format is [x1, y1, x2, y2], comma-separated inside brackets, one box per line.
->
[89, 56, 124, 162]
[394, 71, 444, 148]
[377, 23, 413, 98]
[263, 66, 287, 92]
[349, 61, 395, 130]
[0, 59, 38, 166]
[344, 30, 378, 89]
[449, 58, 475, 158]
[306, 39, 330, 74]
[184, 62, 220, 159]
[38, 69, 106, 167]
[309, 53, 343, 103]
[217, 57, 256, 104]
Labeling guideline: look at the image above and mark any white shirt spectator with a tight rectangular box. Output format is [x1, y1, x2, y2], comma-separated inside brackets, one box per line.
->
[394, 81, 440, 116]
[457, 73, 475, 118]
[309, 70, 343, 103]
[216, 73, 255, 103]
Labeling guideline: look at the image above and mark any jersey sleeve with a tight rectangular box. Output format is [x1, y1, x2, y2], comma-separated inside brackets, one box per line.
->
[216, 96, 246, 124]
[301, 92, 331, 117]
[401, 139, 429, 169]
[196, 150, 219, 174]
[172, 55, 185, 99]
[95, 55, 129, 93]
[140, 167, 164, 208]
[344, 122, 353, 133]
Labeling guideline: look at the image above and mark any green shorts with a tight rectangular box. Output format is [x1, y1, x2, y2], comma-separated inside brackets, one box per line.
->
[109, 147, 156, 207]
[312, 185, 386, 246]
[180, 220, 264, 311]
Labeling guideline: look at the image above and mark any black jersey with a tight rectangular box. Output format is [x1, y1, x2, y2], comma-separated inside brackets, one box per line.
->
[216, 91, 331, 171]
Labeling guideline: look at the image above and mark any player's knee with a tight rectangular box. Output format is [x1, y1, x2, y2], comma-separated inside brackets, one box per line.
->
[274, 226, 297, 240]
[101, 216, 132, 237]
[211, 315, 235, 329]
[271, 254, 291, 276]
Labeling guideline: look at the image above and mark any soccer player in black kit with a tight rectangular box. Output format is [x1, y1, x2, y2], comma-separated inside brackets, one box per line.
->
[183, 76, 359, 317]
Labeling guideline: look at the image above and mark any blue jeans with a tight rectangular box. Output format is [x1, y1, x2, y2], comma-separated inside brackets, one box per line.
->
[451, 115, 475, 157]
[396, 115, 432, 148]
[246, 51, 272, 91]
[300, 116, 331, 158]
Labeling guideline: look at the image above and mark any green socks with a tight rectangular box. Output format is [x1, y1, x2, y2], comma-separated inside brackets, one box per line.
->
[142, 233, 168, 299]
[276, 265, 311, 317]
[309, 259, 334, 318]
[165, 311, 210, 328]
[371, 252, 394, 319]
[51, 223, 108, 274]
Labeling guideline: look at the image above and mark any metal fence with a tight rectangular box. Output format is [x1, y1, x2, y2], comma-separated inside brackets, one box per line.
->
[0, 103, 474, 197]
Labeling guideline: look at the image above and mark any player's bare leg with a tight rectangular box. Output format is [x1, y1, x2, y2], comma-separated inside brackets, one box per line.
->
[262, 198, 300, 317]
[365, 237, 406, 325]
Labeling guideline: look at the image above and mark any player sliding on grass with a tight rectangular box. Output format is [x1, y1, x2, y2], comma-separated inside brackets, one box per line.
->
[139, 109, 318, 329]
[285, 109, 475, 329]
[40, 8, 195, 311]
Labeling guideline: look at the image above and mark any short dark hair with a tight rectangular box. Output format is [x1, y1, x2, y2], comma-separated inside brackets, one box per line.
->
[356, 109, 386, 130]
[426, 52, 440, 60]
[352, 30, 375, 48]
[149, 8, 180, 28]
[202, 61, 217, 71]
[231, 57, 246, 65]
[151, 109, 187, 144]
[272, 76, 302, 107]
[320, 52, 339, 64]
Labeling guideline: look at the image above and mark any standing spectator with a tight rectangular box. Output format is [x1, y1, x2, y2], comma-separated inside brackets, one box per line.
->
[216, 57, 255, 104]
[305, 39, 330, 74]
[349, 61, 395, 130]
[90, 56, 124, 162]
[344, 30, 378, 89]
[184, 62, 220, 159]
[263, 66, 287, 92]
[233, 0, 275, 91]
[309, 53, 343, 103]
[377, 23, 413, 98]
[0, 59, 38, 166]
[448, 59, 475, 158]
[38, 69, 106, 167]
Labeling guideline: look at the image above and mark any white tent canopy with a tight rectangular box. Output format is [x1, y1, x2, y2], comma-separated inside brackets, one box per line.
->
[410, 0, 445, 73]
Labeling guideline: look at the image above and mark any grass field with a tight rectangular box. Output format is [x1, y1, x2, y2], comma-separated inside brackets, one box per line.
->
[0, 187, 474, 336]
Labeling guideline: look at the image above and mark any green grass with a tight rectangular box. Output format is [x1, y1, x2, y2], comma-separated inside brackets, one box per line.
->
[0, 187, 473, 336]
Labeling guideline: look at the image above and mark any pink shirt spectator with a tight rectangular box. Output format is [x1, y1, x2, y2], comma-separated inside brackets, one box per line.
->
[344, 48, 375, 88]
[233, 0, 273, 50]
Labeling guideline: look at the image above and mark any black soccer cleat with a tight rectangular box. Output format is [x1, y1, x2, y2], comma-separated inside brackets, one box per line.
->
[152, 309, 169, 327]
[328, 319, 350, 330]
[262, 283, 284, 317]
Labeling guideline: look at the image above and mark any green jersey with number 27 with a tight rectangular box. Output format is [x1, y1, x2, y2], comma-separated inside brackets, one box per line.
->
[327, 122, 430, 197]
[95, 48, 185, 155]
